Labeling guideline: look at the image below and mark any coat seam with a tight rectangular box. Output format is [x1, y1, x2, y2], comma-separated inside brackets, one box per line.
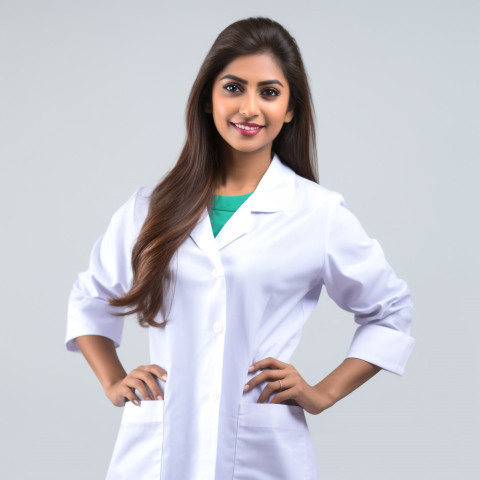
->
[230, 405, 241, 480]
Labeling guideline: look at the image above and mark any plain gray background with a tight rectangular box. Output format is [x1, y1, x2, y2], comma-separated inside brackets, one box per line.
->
[1, 1, 479, 479]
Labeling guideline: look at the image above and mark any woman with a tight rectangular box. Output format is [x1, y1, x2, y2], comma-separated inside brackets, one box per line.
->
[66, 17, 416, 479]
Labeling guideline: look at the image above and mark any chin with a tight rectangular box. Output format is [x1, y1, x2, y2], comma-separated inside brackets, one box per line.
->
[229, 141, 270, 154]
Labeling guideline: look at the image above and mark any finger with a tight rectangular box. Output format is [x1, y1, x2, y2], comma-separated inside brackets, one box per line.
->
[122, 385, 141, 406]
[248, 357, 287, 374]
[269, 380, 302, 406]
[256, 380, 287, 404]
[244, 369, 284, 392]
[133, 370, 163, 400]
[269, 391, 296, 405]
[139, 364, 168, 382]
[125, 377, 151, 402]
[271, 396, 300, 406]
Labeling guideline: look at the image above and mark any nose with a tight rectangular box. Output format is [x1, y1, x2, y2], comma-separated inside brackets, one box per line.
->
[239, 91, 259, 118]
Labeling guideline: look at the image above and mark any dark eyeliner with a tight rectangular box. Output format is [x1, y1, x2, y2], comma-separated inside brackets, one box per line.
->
[223, 83, 242, 93]
[262, 87, 280, 96]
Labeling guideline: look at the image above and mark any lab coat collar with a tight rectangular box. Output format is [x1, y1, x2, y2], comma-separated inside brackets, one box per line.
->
[190, 153, 296, 257]
[247, 153, 296, 213]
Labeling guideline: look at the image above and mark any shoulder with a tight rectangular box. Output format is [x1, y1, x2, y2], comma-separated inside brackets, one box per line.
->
[131, 186, 154, 232]
[289, 170, 346, 215]
[107, 186, 154, 238]
[292, 176, 369, 240]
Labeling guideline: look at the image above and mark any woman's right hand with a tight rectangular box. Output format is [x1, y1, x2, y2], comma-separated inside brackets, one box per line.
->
[105, 364, 168, 407]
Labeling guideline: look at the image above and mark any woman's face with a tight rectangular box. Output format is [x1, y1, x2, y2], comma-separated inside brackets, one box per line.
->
[207, 53, 294, 158]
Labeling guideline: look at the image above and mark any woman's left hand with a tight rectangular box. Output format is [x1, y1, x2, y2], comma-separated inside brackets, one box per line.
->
[244, 357, 335, 415]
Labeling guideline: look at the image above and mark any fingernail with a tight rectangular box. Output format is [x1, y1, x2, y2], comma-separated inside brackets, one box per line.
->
[248, 365, 255, 373]
[157, 395, 163, 400]
[133, 399, 140, 406]
[161, 374, 167, 381]
[243, 384, 250, 392]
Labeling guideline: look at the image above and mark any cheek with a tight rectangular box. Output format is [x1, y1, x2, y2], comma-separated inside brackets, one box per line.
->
[212, 94, 234, 119]
[265, 103, 289, 124]
[212, 112, 230, 134]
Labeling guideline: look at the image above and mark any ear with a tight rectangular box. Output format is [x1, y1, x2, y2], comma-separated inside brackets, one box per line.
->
[284, 105, 294, 124]
[204, 100, 212, 114]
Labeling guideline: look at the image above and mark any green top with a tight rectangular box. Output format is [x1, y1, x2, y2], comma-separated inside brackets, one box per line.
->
[209, 192, 254, 237]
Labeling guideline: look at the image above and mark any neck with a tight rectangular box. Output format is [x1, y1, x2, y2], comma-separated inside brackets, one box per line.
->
[215, 143, 273, 196]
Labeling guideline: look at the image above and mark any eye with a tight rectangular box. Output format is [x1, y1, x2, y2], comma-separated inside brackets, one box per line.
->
[262, 87, 280, 97]
[223, 83, 242, 93]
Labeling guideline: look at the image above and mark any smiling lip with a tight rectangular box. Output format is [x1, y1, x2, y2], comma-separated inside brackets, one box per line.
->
[231, 122, 265, 136]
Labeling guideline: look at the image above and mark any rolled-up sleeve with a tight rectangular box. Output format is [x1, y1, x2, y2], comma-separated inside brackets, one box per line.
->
[322, 195, 416, 375]
[65, 189, 142, 352]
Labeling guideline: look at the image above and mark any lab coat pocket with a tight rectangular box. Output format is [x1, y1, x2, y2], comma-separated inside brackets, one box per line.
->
[105, 400, 164, 480]
[232, 403, 318, 480]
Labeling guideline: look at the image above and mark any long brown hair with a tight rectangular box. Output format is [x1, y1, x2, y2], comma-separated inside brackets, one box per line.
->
[109, 17, 318, 327]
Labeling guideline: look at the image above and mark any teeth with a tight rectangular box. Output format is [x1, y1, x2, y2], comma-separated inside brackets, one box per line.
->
[234, 123, 261, 131]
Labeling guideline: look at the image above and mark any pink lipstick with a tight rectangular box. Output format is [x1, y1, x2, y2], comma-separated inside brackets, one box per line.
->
[231, 122, 264, 136]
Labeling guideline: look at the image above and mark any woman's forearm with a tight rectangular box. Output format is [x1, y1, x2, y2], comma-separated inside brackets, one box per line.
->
[314, 357, 382, 408]
[75, 335, 127, 392]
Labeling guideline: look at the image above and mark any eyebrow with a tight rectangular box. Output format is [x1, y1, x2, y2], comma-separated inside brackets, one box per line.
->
[219, 74, 284, 88]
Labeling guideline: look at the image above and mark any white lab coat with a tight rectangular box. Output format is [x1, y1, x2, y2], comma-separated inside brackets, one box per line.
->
[66, 154, 416, 480]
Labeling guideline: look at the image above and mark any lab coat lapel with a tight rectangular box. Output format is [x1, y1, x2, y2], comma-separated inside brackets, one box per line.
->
[214, 204, 252, 251]
[189, 154, 296, 256]
[214, 154, 296, 251]
[189, 207, 222, 267]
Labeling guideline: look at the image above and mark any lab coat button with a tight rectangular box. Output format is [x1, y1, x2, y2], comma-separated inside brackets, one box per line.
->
[212, 322, 223, 333]
[212, 268, 223, 278]
[211, 392, 220, 401]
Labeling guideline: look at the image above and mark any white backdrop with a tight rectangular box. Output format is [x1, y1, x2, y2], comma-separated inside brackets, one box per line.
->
[1, 1, 479, 478]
